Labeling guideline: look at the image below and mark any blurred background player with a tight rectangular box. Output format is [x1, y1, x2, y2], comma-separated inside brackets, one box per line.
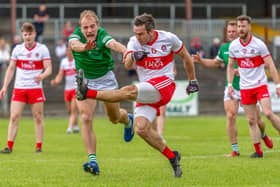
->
[33, 4, 49, 42]
[51, 46, 80, 134]
[193, 20, 273, 157]
[0, 22, 52, 153]
[76, 13, 199, 177]
[68, 10, 134, 175]
[228, 15, 280, 158]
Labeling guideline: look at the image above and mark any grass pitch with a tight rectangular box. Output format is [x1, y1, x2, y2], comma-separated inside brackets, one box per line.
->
[0, 116, 280, 187]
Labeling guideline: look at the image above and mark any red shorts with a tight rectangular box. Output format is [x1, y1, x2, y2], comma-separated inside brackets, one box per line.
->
[136, 76, 176, 115]
[12, 88, 46, 104]
[240, 85, 270, 105]
[64, 89, 76, 102]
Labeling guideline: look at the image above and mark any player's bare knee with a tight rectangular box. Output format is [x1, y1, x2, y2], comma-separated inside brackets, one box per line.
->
[120, 85, 137, 100]
[80, 112, 92, 123]
[10, 114, 20, 124]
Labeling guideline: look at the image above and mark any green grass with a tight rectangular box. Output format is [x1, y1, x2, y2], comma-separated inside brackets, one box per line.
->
[0, 116, 280, 187]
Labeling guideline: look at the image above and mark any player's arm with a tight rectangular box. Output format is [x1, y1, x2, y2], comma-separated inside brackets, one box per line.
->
[34, 59, 52, 83]
[50, 69, 64, 86]
[123, 51, 135, 70]
[263, 56, 280, 96]
[177, 46, 196, 80]
[106, 39, 126, 54]
[69, 39, 96, 52]
[0, 60, 17, 99]
[192, 52, 222, 68]
[227, 57, 236, 98]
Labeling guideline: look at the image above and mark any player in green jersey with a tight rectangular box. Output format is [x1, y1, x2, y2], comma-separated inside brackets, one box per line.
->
[192, 20, 273, 157]
[68, 10, 134, 175]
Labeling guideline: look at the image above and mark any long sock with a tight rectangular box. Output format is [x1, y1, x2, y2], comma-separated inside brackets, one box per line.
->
[86, 89, 97, 99]
[231, 143, 239, 153]
[36, 142, 42, 149]
[125, 114, 132, 128]
[253, 142, 263, 154]
[260, 131, 266, 138]
[161, 146, 175, 159]
[88, 154, 97, 163]
[7, 141, 14, 150]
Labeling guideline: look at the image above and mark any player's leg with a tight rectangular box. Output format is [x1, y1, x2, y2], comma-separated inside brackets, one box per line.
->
[224, 99, 240, 157]
[70, 98, 79, 133]
[243, 104, 263, 158]
[77, 99, 99, 175]
[103, 102, 134, 142]
[256, 105, 273, 148]
[31, 102, 44, 153]
[0, 101, 25, 153]
[134, 106, 182, 177]
[65, 100, 73, 134]
[259, 97, 280, 132]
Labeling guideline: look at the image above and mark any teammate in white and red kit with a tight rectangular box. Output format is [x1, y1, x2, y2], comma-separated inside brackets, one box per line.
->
[51, 46, 80, 134]
[228, 15, 280, 158]
[76, 13, 199, 177]
[0, 22, 52, 153]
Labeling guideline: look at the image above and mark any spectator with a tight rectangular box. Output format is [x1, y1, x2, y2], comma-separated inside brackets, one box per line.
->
[62, 20, 75, 41]
[55, 39, 67, 61]
[0, 39, 10, 67]
[189, 37, 205, 57]
[33, 4, 49, 42]
[11, 35, 21, 51]
[209, 37, 221, 58]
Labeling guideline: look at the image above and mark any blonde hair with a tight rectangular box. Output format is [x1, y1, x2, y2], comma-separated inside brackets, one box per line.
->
[79, 10, 99, 25]
[21, 22, 35, 32]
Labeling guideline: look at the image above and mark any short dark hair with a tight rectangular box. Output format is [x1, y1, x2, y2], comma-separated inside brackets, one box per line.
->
[21, 22, 36, 32]
[226, 20, 237, 27]
[236, 15, 252, 24]
[134, 13, 155, 32]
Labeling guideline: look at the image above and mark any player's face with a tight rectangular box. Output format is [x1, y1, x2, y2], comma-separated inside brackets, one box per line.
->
[22, 31, 36, 47]
[237, 20, 250, 39]
[226, 25, 238, 42]
[133, 25, 152, 45]
[80, 17, 98, 41]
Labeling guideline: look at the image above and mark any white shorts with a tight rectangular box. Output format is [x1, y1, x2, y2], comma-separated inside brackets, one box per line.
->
[135, 82, 161, 104]
[134, 105, 157, 123]
[85, 71, 118, 90]
[224, 86, 240, 101]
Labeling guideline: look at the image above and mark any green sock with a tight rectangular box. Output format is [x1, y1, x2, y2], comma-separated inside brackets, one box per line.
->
[261, 132, 266, 138]
[88, 154, 97, 163]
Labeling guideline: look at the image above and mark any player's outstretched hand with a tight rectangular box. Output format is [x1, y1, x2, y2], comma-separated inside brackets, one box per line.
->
[186, 80, 199, 95]
[84, 40, 96, 51]
[131, 51, 149, 61]
[192, 52, 201, 63]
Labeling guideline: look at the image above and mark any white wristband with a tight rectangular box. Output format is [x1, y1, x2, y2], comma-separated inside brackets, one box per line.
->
[276, 84, 280, 88]
[228, 83, 232, 87]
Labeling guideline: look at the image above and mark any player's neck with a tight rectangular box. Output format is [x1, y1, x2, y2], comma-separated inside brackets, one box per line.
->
[148, 30, 156, 43]
[240, 33, 251, 44]
[24, 41, 36, 49]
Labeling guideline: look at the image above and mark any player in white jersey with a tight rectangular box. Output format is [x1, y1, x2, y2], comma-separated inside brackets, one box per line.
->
[76, 13, 199, 177]
[228, 15, 280, 158]
[51, 46, 80, 134]
[0, 22, 52, 153]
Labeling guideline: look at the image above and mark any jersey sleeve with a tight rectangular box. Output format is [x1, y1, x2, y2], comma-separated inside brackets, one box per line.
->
[126, 37, 137, 53]
[169, 32, 183, 53]
[229, 42, 235, 58]
[68, 27, 81, 41]
[11, 45, 19, 60]
[41, 45, 51, 60]
[59, 58, 65, 70]
[100, 28, 113, 46]
[258, 40, 270, 58]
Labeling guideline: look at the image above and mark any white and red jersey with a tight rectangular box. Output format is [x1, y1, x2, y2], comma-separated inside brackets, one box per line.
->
[229, 35, 270, 89]
[11, 42, 51, 89]
[127, 30, 183, 82]
[59, 57, 76, 90]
